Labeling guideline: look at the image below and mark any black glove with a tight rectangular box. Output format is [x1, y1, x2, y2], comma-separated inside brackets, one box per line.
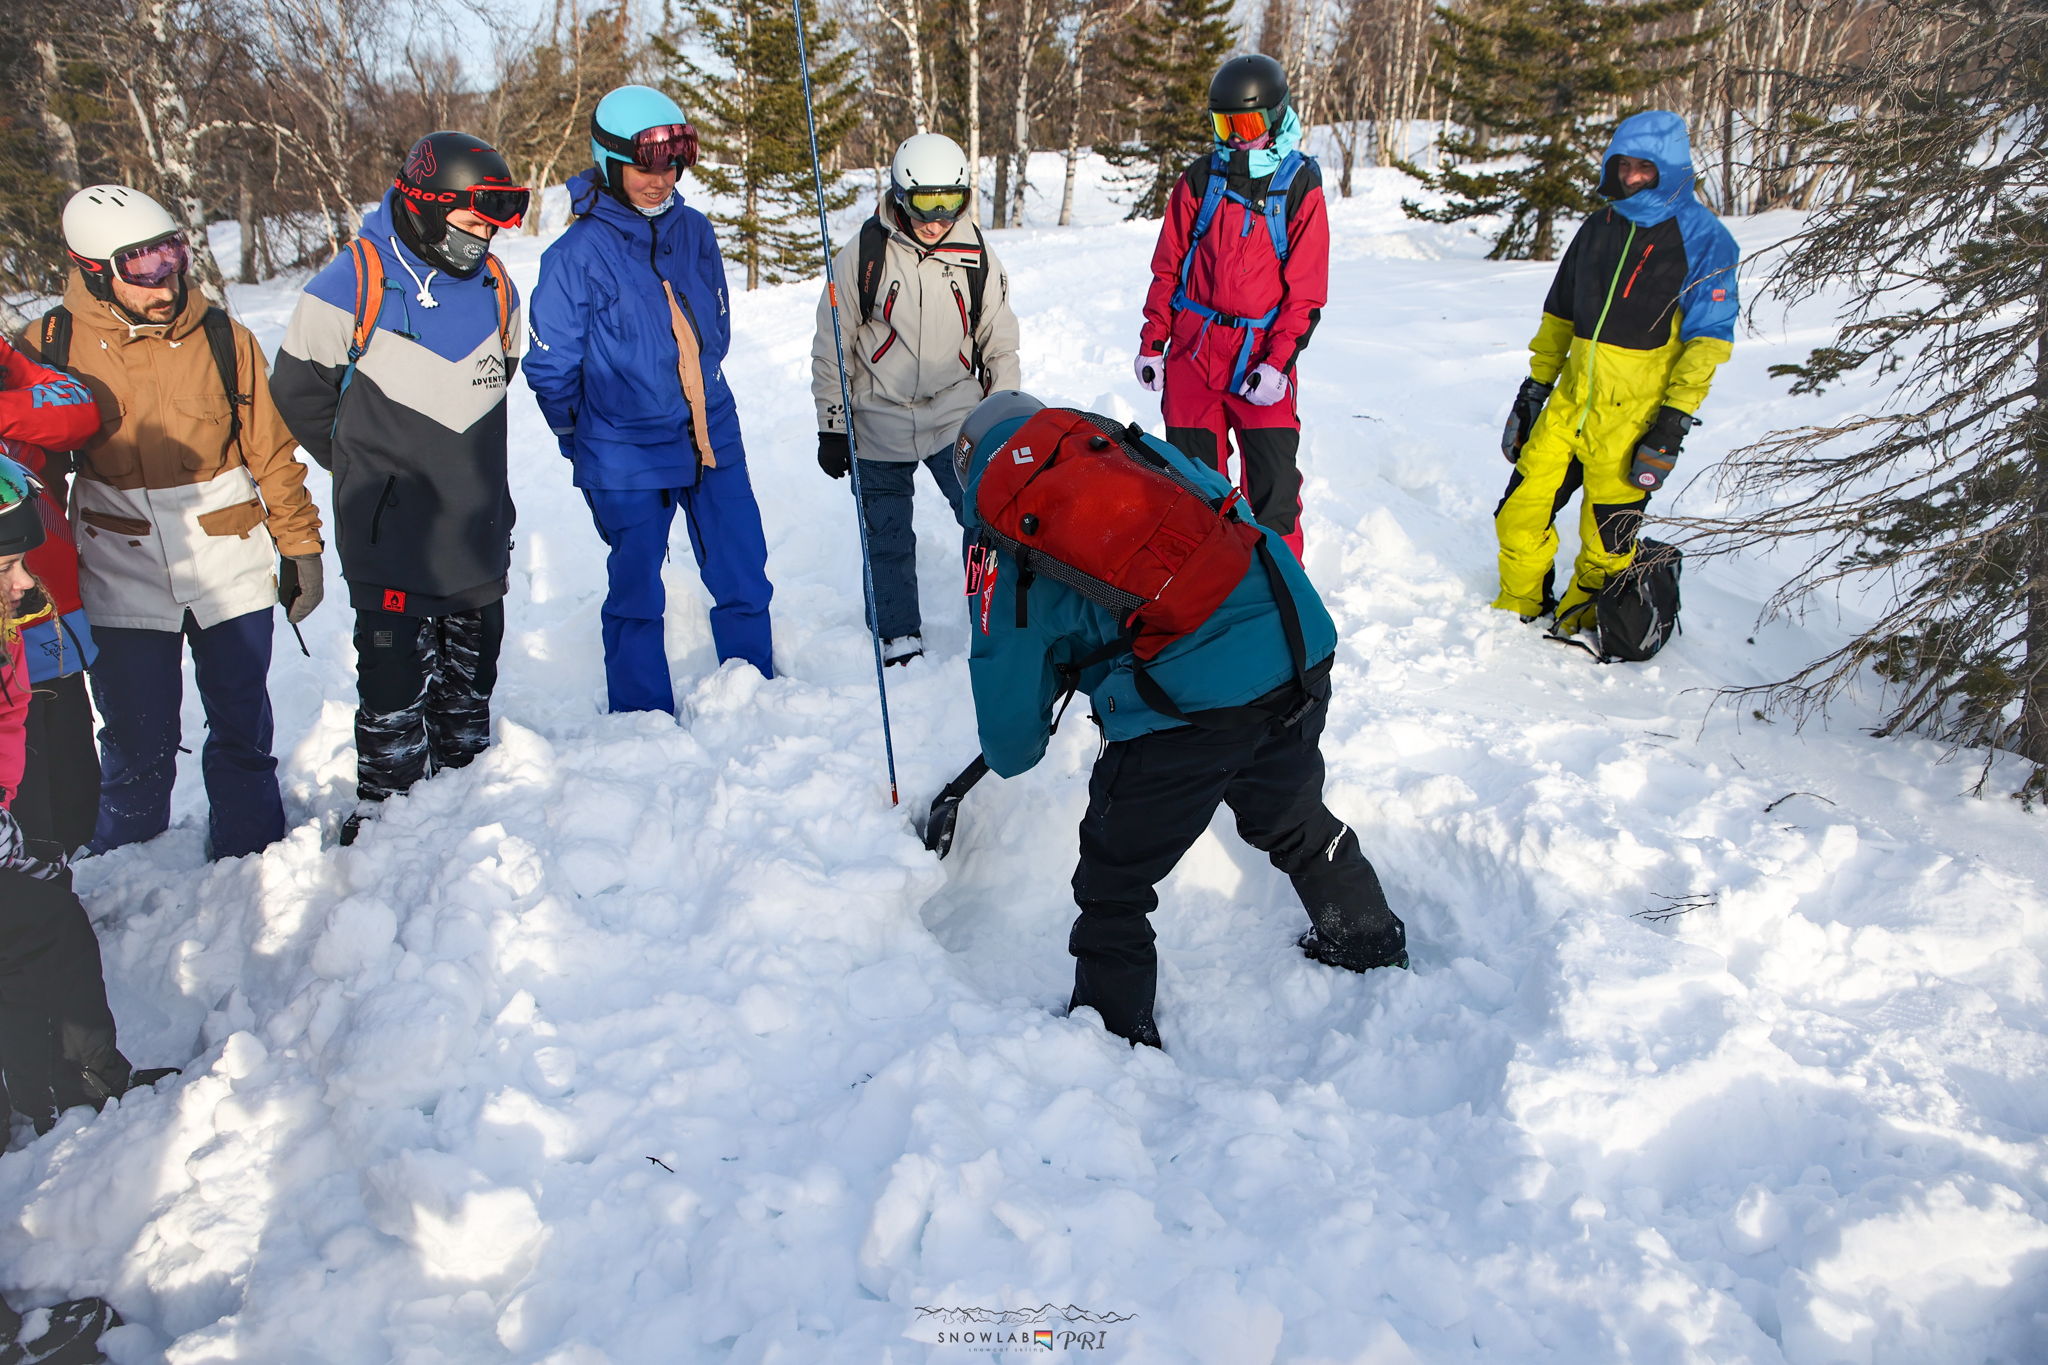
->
[278, 553, 324, 625]
[817, 431, 850, 479]
[1629, 406, 1699, 493]
[1501, 377, 1554, 463]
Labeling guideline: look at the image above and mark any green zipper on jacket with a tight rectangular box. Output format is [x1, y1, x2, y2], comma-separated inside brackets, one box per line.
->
[1576, 220, 1636, 435]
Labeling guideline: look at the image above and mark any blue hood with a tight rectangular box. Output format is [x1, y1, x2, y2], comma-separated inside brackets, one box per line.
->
[1603, 110, 1696, 226]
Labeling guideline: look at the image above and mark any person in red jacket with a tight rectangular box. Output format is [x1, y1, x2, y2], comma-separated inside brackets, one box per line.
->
[1135, 54, 1328, 560]
[0, 333, 103, 862]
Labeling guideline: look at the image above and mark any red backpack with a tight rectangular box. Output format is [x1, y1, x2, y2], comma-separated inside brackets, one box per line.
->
[974, 408, 1313, 724]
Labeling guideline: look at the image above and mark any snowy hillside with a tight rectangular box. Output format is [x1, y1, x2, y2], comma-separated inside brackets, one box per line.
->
[5, 154, 2045, 1364]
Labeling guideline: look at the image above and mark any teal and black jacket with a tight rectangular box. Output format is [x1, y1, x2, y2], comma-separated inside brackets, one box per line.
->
[962, 417, 1338, 778]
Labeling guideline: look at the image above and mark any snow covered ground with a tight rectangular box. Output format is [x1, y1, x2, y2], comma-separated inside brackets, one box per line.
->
[4, 152, 2045, 1364]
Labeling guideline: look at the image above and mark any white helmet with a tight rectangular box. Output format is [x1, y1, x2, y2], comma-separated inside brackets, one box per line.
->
[62, 185, 183, 296]
[890, 134, 971, 225]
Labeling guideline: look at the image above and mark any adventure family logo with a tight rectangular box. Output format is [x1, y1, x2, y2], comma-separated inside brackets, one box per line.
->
[474, 355, 506, 390]
[912, 1304, 1135, 1355]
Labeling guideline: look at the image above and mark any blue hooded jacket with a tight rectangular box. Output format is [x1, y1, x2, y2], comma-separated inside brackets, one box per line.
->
[524, 169, 746, 490]
[1598, 110, 1739, 346]
[962, 415, 1338, 778]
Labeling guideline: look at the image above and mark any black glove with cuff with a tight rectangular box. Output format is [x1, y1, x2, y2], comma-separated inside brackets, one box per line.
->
[1501, 377, 1554, 463]
[1628, 406, 1699, 492]
[817, 431, 850, 480]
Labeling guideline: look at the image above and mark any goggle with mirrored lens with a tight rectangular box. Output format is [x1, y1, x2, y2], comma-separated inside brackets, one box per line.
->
[1210, 109, 1275, 144]
[634, 123, 700, 171]
[0, 452, 43, 508]
[112, 234, 190, 288]
[902, 187, 968, 224]
[394, 181, 533, 229]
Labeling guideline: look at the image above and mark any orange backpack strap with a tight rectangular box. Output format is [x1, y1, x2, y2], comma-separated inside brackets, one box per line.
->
[483, 255, 514, 356]
[346, 237, 385, 363]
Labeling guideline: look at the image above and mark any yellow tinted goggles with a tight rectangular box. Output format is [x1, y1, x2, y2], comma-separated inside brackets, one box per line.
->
[905, 188, 968, 219]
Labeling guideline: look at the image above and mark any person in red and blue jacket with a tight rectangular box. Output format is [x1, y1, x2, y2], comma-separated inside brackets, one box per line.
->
[1135, 54, 1328, 560]
[1, 464, 165, 1133]
[525, 86, 775, 715]
[0, 333, 103, 862]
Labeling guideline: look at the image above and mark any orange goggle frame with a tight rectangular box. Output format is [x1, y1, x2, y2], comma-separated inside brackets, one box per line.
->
[1210, 109, 1274, 143]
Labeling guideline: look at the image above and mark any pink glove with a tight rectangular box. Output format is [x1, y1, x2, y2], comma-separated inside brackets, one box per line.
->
[1133, 351, 1164, 392]
[1239, 363, 1289, 407]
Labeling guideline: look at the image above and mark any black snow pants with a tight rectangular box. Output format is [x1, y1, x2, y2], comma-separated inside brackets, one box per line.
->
[1069, 677, 1405, 1047]
[0, 869, 131, 1133]
[13, 672, 101, 865]
[353, 602, 504, 805]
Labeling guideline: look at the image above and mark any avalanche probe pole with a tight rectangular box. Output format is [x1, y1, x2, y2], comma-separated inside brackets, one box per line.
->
[793, 0, 900, 806]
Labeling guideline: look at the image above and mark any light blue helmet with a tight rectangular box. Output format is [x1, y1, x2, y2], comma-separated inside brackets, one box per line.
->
[591, 85, 692, 196]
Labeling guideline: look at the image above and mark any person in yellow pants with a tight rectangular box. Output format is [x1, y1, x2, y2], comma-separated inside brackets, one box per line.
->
[1492, 110, 1739, 625]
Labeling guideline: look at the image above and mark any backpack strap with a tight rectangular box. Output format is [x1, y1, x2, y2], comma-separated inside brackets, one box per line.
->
[1262, 152, 1307, 264]
[482, 255, 515, 356]
[199, 307, 246, 453]
[337, 237, 392, 409]
[37, 308, 72, 368]
[856, 215, 890, 325]
[1177, 154, 1233, 299]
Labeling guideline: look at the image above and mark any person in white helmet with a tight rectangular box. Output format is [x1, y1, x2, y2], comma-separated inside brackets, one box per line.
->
[17, 186, 323, 861]
[809, 132, 1021, 666]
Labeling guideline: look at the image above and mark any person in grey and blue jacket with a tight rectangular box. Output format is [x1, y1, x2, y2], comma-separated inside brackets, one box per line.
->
[274, 132, 527, 844]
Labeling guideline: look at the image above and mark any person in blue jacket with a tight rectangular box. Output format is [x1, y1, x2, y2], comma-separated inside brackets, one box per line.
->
[525, 85, 775, 714]
[957, 390, 1407, 1050]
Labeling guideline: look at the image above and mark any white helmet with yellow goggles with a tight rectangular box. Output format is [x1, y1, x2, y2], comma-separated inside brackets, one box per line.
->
[890, 134, 971, 227]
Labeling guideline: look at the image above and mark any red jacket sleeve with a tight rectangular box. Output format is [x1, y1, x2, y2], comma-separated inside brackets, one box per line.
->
[0, 334, 99, 453]
[1139, 174, 1200, 355]
[1260, 181, 1329, 374]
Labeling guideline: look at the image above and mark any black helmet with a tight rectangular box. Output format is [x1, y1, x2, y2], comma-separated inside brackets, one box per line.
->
[1207, 54, 1290, 147]
[392, 132, 529, 278]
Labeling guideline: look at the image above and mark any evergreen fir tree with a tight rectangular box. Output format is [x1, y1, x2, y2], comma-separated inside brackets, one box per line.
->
[663, 0, 860, 289]
[1101, 0, 1233, 221]
[1398, 0, 1713, 261]
[1684, 0, 2048, 797]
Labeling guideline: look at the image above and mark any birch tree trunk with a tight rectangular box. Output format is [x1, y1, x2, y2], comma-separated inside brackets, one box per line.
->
[122, 0, 230, 301]
[967, 0, 982, 223]
[32, 40, 82, 191]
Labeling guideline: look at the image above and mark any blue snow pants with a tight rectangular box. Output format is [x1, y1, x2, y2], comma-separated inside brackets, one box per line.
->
[583, 460, 775, 715]
[89, 608, 286, 860]
[856, 451, 967, 641]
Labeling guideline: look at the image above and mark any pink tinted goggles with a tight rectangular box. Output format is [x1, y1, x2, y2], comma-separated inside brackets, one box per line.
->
[113, 235, 190, 288]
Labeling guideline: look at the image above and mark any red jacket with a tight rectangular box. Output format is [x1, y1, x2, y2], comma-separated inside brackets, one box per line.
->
[1139, 153, 1331, 374]
[0, 333, 100, 662]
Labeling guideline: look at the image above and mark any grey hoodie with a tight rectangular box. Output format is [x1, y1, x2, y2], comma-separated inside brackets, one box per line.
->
[811, 208, 1022, 462]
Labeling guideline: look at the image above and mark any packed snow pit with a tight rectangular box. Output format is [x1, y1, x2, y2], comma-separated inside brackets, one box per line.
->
[3, 157, 2045, 1362]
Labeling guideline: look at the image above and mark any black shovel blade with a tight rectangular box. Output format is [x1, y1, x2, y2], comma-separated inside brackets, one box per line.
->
[919, 755, 990, 859]
[923, 792, 967, 858]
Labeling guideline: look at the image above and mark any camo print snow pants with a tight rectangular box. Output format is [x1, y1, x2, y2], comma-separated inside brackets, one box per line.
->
[352, 603, 504, 804]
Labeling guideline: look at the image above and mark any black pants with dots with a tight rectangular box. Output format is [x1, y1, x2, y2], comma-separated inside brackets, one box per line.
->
[353, 602, 504, 804]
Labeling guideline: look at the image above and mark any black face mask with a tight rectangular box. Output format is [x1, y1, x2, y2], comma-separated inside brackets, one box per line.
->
[422, 224, 491, 278]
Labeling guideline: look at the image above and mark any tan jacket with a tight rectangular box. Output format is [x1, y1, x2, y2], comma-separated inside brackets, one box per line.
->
[811, 209, 1022, 462]
[19, 276, 322, 630]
